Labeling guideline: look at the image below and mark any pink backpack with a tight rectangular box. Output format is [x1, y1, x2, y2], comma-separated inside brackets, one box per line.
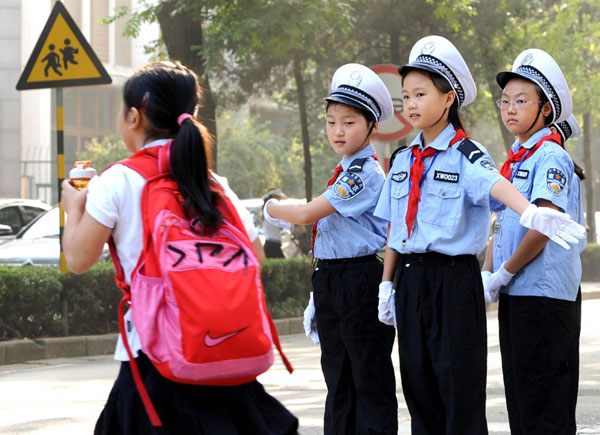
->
[108, 142, 293, 427]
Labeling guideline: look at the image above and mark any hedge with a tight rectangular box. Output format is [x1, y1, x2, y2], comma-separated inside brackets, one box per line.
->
[0, 245, 598, 341]
[0, 257, 313, 341]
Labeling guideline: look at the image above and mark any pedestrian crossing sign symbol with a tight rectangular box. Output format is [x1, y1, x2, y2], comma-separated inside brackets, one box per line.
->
[16, 1, 111, 90]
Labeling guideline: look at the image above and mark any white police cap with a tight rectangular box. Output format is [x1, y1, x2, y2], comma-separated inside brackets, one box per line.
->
[553, 114, 581, 143]
[325, 63, 394, 123]
[496, 48, 573, 124]
[399, 35, 477, 107]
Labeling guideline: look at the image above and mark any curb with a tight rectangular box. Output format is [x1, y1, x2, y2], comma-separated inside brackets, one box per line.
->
[0, 319, 304, 366]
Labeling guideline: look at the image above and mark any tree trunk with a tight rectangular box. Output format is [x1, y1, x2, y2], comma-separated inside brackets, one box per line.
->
[156, 1, 218, 169]
[582, 113, 597, 243]
[293, 53, 313, 201]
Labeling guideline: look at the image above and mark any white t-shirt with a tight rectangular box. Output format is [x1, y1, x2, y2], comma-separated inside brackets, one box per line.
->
[85, 139, 258, 361]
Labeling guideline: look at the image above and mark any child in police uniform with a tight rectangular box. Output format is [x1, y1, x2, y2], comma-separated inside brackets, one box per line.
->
[264, 63, 398, 434]
[374, 36, 585, 435]
[482, 49, 583, 432]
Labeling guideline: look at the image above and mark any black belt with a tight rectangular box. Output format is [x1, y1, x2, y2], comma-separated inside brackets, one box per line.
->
[316, 254, 379, 267]
[398, 252, 474, 265]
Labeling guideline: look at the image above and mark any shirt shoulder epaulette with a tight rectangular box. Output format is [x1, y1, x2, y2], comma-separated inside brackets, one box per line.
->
[457, 139, 484, 163]
[389, 145, 408, 168]
[348, 157, 369, 173]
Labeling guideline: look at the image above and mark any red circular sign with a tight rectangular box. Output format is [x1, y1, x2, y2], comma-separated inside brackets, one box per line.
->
[370, 64, 413, 141]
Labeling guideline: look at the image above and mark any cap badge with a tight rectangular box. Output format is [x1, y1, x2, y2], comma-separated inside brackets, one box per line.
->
[348, 71, 362, 87]
[522, 53, 534, 66]
[421, 41, 435, 55]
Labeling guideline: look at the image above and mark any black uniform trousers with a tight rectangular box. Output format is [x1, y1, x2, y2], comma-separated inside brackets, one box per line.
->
[568, 287, 582, 432]
[393, 252, 488, 435]
[264, 240, 285, 258]
[498, 292, 579, 435]
[312, 255, 397, 435]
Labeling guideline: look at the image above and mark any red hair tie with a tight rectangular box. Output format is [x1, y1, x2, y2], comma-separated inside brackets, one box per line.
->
[140, 92, 150, 113]
[177, 113, 193, 126]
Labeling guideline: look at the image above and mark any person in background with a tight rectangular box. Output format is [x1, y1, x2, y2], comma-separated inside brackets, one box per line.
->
[262, 188, 289, 259]
[551, 114, 586, 433]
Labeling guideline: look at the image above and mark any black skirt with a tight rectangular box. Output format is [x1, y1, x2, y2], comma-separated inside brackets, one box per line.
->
[95, 353, 299, 435]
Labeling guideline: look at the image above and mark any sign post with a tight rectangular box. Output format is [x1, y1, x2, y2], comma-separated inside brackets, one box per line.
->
[16, 1, 111, 275]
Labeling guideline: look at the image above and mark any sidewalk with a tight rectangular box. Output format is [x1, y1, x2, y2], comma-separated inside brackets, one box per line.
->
[0, 298, 599, 434]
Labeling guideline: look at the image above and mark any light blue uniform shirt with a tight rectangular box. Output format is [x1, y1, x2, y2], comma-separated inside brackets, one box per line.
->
[374, 124, 503, 255]
[493, 127, 582, 301]
[315, 144, 387, 259]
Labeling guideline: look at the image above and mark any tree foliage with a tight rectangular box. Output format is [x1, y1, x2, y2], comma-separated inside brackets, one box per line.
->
[79, 136, 130, 174]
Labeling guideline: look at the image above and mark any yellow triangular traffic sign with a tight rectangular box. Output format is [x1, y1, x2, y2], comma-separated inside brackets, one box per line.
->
[16, 1, 111, 90]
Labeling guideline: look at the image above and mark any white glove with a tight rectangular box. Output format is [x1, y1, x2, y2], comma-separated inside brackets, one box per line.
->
[303, 292, 319, 344]
[484, 263, 515, 302]
[378, 281, 396, 326]
[519, 204, 586, 250]
[263, 198, 292, 229]
[481, 271, 496, 303]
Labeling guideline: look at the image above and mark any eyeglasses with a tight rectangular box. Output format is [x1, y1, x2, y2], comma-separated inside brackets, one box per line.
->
[496, 99, 543, 109]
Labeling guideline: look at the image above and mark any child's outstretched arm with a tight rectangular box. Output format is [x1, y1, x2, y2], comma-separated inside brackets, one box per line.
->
[61, 180, 112, 274]
[489, 178, 585, 248]
[264, 195, 336, 226]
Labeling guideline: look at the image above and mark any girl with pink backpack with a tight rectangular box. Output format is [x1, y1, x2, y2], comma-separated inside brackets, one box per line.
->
[61, 61, 298, 434]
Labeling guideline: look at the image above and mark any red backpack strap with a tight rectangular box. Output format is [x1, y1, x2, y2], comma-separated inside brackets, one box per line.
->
[105, 145, 169, 427]
[118, 297, 162, 427]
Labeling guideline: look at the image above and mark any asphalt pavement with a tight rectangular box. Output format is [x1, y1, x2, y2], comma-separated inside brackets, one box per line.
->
[0, 298, 599, 434]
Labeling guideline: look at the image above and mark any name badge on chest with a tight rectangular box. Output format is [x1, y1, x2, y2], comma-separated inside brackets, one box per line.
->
[515, 169, 529, 179]
[433, 170, 459, 183]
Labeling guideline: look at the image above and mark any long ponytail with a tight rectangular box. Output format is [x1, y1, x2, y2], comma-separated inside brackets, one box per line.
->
[171, 118, 222, 234]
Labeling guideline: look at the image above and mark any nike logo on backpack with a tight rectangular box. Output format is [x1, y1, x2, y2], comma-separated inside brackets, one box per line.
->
[204, 327, 248, 347]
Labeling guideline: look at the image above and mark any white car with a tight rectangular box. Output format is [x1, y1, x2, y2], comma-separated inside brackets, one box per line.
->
[0, 206, 109, 266]
[0, 198, 51, 244]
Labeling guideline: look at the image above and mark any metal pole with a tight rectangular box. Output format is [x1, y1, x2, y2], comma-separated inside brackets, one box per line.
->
[56, 87, 69, 335]
[57, 87, 66, 275]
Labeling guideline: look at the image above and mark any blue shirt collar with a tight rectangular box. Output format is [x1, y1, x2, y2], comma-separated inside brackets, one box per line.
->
[339, 144, 377, 171]
[511, 127, 552, 152]
[409, 124, 456, 152]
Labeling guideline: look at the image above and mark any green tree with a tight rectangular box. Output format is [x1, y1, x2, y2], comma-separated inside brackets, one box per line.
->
[79, 136, 130, 174]
[105, 1, 218, 164]
[202, 0, 352, 200]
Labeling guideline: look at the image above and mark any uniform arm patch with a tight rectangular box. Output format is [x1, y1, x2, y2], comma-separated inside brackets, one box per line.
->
[546, 168, 567, 195]
[333, 173, 364, 200]
[457, 139, 484, 163]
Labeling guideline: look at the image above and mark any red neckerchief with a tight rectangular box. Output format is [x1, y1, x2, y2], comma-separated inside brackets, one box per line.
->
[499, 133, 562, 180]
[405, 129, 467, 238]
